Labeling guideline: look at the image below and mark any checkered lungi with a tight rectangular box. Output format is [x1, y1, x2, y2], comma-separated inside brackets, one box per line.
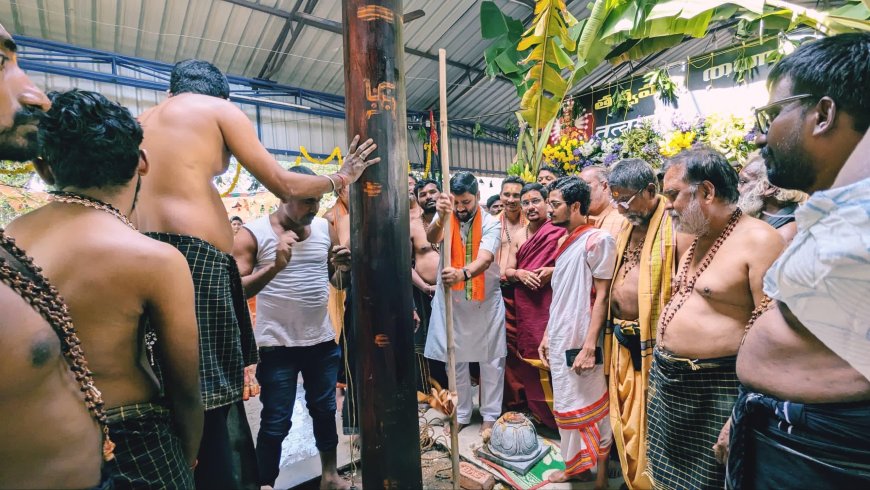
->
[647, 347, 739, 490]
[105, 402, 193, 490]
[144, 232, 258, 410]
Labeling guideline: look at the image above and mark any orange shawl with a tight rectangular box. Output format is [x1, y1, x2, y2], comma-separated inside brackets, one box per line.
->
[450, 210, 485, 301]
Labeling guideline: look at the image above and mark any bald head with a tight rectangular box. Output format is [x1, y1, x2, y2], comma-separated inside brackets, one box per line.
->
[579, 166, 610, 215]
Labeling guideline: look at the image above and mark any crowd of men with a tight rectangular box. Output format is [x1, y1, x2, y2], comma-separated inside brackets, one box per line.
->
[408, 32, 870, 490]
[0, 22, 868, 490]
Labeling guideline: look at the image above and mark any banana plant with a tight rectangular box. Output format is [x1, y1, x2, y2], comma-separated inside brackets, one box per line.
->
[483, 0, 870, 176]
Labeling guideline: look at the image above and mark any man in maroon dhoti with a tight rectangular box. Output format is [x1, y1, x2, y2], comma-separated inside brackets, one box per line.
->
[504, 183, 565, 429]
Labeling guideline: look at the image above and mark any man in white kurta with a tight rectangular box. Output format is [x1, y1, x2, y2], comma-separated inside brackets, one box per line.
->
[425, 172, 506, 432]
[541, 176, 616, 486]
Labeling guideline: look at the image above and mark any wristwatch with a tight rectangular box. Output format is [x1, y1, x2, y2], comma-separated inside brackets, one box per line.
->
[462, 268, 470, 281]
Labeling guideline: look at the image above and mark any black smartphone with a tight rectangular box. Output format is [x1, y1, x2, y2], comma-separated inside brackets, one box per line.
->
[565, 347, 603, 367]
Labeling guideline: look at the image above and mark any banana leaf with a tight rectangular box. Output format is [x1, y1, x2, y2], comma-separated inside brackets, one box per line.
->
[481, 1, 510, 39]
[519, 0, 577, 131]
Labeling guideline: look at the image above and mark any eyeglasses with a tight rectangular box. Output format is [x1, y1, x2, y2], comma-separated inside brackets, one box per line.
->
[754, 94, 814, 134]
[521, 197, 544, 207]
[547, 200, 566, 208]
[610, 188, 645, 209]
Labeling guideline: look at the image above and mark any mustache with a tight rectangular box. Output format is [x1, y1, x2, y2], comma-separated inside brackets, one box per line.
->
[0, 106, 45, 136]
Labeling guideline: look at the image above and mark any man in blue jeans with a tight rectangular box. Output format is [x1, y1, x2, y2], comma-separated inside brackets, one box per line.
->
[233, 165, 352, 489]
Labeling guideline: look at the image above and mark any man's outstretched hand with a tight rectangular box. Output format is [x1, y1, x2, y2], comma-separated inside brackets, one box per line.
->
[338, 135, 381, 184]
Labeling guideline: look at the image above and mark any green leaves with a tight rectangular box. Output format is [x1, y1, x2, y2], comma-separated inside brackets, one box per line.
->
[518, 0, 579, 131]
[643, 68, 679, 107]
[481, 1, 531, 94]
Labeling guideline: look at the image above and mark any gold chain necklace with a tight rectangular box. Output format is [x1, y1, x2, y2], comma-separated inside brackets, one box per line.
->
[50, 191, 136, 230]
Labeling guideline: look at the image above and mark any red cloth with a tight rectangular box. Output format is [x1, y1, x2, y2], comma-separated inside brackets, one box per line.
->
[514, 221, 565, 430]
[502, 284, 526, 412]
[515, 221, 566, 359]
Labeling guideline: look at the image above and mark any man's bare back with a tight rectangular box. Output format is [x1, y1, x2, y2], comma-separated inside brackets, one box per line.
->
[659, 216, 783, 358]
[137, 93, 379, 254]
[137, 94, 237, 251]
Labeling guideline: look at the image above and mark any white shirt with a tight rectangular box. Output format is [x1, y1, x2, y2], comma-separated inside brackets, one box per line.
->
[763, 177, 870, 381]
[245, 216, 334, 348]
[425, 207, 506, 363]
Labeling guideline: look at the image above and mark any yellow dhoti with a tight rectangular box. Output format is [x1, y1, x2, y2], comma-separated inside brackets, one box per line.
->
[604, 196, 675, 490]
[609, 320, 651, 490]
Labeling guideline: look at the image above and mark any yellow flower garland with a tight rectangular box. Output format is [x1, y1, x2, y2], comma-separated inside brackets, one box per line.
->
[220, 146, 345, 197]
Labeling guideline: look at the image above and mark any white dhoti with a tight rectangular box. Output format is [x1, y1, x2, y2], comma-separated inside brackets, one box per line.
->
[425, 208, 506, 423]
[547, 226, 616, 476]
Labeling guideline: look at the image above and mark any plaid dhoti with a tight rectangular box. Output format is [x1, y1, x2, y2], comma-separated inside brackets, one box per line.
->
[144, 233, 258, 410]
[647, 347, 739, 490]
[105, 402, 193, 490]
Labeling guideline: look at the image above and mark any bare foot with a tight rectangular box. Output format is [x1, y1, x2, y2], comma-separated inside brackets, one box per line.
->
[320, 473, 352, 490]
[547, 469, 594, 483]
[480, 420, 496, 440]
[443, 421, 469, 437]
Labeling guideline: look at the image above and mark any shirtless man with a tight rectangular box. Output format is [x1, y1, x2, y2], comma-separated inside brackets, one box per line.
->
[409, 178, 443, 390]
[605, 158, 688, 489]
[408, 173, 421, 220]
[495, 176, 529, 412]
[134, 59, 378, 487]
[0, 26, 105, 489]
[730, 33, 870, 489]
[579, 165, 626, 239]
[8, 90, 202, 488]
[646, 146, 783, 489]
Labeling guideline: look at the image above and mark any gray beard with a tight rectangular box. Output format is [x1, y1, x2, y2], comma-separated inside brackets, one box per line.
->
[737, 182, 765, 218]
[673, 197, 710, 236]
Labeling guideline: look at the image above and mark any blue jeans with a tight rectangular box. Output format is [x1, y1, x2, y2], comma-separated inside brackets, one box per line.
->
[255, 341, 341, 486]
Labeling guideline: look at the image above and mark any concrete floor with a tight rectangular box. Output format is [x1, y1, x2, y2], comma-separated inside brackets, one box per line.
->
[245, 381, 623, 489]
[243, 379, 358, 490]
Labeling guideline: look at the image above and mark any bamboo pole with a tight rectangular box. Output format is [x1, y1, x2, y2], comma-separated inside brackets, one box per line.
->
[438, 47, 461, 490]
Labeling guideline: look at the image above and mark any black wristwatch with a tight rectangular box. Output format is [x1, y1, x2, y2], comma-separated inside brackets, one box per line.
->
[462, 268, 470, 281]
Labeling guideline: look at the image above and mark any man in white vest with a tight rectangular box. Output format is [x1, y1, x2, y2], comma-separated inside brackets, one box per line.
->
[233, 165, 351, 490]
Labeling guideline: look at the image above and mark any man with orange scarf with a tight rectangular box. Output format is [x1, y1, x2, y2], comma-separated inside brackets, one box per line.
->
[425, 172, 505, 435]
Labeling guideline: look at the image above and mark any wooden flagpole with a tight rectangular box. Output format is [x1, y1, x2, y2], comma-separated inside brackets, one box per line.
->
[438, 48, 461, 489]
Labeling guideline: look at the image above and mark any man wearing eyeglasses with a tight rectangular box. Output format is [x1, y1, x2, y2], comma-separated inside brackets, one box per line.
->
[729, 33, 870, 489]
[602, 158, 689, 490]
[503, 182, 565, 431]
[537, 176, 614, 486]
[647, 145, 784, 490]
[579, 165, 627, 239]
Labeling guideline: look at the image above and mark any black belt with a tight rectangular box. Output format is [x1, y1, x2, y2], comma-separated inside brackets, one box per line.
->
[612, 320, 642, 371]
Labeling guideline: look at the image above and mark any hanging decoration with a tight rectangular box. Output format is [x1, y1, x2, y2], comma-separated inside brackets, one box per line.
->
[219, 146, 344, 197]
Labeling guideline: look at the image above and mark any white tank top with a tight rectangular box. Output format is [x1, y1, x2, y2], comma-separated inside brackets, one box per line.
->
[244, 216, 334, 347]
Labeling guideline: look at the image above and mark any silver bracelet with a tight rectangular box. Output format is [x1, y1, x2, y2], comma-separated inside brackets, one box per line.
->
[325, 174, 337, 193]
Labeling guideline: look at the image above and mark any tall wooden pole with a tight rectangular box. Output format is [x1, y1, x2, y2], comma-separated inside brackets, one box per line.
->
[342, 1, 422, 488]
[438, 48, 461, 489]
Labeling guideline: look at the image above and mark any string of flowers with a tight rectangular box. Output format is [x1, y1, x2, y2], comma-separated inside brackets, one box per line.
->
[531, 113, 755, 177]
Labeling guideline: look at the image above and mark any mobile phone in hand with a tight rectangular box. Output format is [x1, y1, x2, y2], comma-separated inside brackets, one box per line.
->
[565, 347, 603, 367]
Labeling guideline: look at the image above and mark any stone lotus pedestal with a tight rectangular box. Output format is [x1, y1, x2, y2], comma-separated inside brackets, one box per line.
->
[475, 412, 550, 475]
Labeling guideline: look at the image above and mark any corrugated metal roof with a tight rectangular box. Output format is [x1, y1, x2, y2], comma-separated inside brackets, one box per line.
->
[1, 0, 845, 129]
